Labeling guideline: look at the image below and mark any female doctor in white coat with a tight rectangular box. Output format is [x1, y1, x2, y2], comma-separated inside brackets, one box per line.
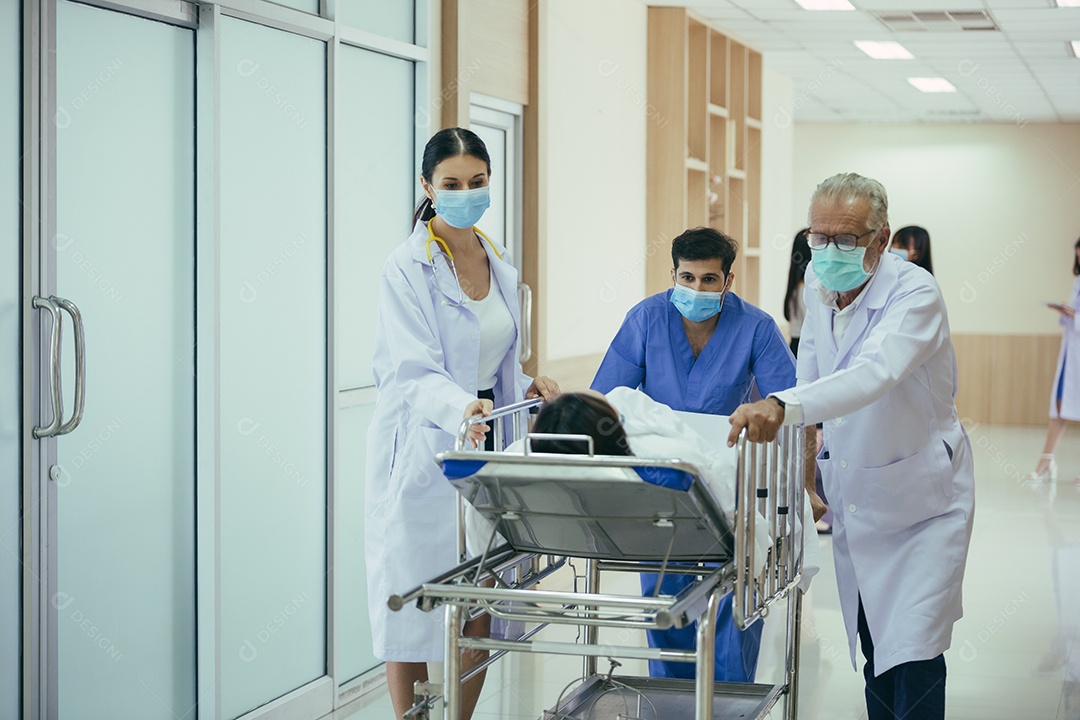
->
[365, 127, 558, 719]
[1028, 237, 1080, 483]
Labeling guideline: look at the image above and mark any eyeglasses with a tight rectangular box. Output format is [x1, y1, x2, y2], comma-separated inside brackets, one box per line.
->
[807, 227, 881, 252]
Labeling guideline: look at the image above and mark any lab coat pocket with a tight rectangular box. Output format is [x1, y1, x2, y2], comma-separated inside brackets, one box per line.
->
[857, 450, 948, 532]
[396, 425, 455, 499]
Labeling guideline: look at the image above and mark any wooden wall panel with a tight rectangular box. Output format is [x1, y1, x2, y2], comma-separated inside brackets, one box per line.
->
[953, 334, 993, 424]
[954, 333, 1061, 426]
[466, 0, 529, 106]
[521, 0, 542, 377]
[645, 7, 687, 296]
[989, 334, 1060, 425]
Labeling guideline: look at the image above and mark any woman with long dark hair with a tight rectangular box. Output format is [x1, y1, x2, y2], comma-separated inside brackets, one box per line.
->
[783, 229, 810, 356]
[1027, 237, 1080, 483]
[891, 225, 934, 275]
[365, 127, 558, 719]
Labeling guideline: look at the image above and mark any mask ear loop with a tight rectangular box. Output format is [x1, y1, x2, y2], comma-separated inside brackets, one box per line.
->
[717, 272, 732, 316]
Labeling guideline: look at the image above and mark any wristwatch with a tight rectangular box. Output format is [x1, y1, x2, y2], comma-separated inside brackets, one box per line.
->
[769, 395, 786, 410]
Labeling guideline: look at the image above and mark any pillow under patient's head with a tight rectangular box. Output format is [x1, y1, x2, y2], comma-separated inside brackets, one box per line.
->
[530, 393, 633, 457]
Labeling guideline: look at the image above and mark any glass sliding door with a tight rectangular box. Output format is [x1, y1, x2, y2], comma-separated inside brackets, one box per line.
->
[1, 3, 21, 718]
[52, 1, 196, 717]
[218, 17, 327, 719]
[336, 46, 415, 391]
[334, 43, 415, 684]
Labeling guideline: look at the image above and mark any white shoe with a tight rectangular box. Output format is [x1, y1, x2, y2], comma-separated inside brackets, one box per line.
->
[1025, 454, 1057, 483]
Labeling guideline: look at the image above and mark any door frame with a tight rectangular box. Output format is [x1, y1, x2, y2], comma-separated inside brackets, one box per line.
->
[469, 93, 524, 266]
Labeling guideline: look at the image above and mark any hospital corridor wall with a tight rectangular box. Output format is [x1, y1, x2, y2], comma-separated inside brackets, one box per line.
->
[5, 1, 428, 718]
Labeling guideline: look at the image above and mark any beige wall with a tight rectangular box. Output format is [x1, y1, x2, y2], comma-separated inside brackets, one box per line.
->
[536, 0, 649, 385]
[758, 67, 795, 328]
[790, 123, 1080, 336]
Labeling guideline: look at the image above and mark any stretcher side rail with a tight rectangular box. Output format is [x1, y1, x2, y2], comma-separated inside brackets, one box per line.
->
[406, 562, 733, 632]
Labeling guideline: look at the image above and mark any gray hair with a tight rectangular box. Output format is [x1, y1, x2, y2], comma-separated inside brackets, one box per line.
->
[808, 173, 889, 231]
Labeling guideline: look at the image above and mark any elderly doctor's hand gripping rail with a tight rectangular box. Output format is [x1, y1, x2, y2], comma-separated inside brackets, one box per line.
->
[389, 401, 808, 720]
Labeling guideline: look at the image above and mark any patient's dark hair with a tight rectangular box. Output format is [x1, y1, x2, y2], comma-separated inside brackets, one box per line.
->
[530, 393, 633, 457]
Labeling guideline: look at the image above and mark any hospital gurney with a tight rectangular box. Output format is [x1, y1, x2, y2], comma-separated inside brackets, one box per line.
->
[390, 398, 807, 720]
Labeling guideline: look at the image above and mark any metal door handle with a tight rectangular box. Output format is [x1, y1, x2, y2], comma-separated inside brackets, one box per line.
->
[518, 282, 533, 364]
[33, 296, 62, 438]
[32, 295, 86, 438]
[53, 296, 85, 435]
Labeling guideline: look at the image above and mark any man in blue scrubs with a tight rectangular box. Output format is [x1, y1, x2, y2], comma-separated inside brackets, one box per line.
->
[591, 227, 796, 682]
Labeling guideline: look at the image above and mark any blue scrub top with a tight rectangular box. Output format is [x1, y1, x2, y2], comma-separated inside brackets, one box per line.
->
[591, 289, 796, 415]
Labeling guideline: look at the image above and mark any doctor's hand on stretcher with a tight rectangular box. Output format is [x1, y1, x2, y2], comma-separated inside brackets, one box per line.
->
[726, 397, 785, 447]
[463, 399, 493, 448]
[525, 375, 561, 401]
[728, 399, 830, 522]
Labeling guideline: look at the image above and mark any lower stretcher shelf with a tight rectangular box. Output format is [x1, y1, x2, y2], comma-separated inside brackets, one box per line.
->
[542, 675, 778, 720]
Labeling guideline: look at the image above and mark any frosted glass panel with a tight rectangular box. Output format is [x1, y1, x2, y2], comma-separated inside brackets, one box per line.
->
[0, 3, 19, 717]
[55, 2, 195, 717]
[336, 46, 414, 389]
[338, 0, 415, 45]
[219, 18, 327, 719]
[335, 401, 379, 681]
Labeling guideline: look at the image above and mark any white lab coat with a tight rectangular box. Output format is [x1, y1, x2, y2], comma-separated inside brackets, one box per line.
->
[364, 220, 531, 663]
[793, 253, 975, 676]
[1050, 276, 1080, 421]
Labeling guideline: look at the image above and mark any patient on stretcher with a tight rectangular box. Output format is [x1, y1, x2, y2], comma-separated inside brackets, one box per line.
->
[465, 387, 818, 589]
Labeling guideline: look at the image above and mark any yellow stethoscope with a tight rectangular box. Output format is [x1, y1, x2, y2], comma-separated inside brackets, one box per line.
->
[425, 217, 502, 306]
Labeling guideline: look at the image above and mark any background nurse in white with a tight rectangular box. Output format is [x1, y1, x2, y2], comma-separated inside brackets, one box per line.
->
[364, 127, 558, 719]
[1027, 236, 1080, 483]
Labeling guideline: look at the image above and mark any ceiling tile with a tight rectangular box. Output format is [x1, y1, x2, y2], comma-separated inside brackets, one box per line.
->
[687, 0, 1080, 122]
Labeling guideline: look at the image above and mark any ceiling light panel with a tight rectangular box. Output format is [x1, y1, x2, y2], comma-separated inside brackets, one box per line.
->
[908, 77, 958, 92]
[855, 40, 915, 58]
[793, 0, 856, 10]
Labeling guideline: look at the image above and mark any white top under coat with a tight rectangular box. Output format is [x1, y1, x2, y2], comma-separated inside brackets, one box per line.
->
[467, 269, 516, 392]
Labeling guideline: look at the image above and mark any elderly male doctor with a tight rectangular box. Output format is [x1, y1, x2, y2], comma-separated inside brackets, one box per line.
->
[728, 173, 975, 720]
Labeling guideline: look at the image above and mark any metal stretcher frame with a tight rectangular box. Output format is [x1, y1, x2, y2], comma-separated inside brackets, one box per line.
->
[390, 399, 806, 720]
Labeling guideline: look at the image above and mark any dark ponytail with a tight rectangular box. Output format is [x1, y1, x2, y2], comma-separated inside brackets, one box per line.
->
[411, 127, 492, 228]
[783, 229, 810, 322]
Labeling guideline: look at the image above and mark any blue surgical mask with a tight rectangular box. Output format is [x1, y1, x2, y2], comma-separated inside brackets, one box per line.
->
[811, 245, 873, 292]
[435, 187, 490, 229]
[889, 248, 909, 261]
[671, 283, 727, 322]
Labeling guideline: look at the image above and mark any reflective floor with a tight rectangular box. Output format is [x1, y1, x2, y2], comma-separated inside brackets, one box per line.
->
[334, 423, 1080, 719]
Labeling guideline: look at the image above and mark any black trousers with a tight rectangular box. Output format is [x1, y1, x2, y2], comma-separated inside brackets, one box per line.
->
[858, 600, 946, 720]
[478, 388, 495, 451]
